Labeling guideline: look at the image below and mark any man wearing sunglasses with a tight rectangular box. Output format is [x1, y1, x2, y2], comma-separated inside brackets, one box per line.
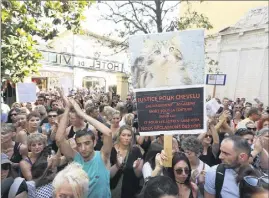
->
[204, 135, 251, 198]
[42, 109, 58, 147]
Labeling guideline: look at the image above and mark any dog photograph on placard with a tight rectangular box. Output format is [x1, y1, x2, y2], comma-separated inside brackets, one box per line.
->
[130, 30, 205, 89]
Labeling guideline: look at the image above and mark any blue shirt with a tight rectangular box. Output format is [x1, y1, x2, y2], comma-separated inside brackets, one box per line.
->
[74, 151, 111, 198]
[204, 165, 239, 198]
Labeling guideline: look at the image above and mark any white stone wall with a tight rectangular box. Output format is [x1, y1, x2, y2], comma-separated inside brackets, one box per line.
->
[205, 6, 268, 105]
[205, 28, 268, 105]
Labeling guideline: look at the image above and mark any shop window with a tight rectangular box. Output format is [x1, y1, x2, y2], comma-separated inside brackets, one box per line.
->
[32, 78, 48, 91]
[83, 76, 106, 91]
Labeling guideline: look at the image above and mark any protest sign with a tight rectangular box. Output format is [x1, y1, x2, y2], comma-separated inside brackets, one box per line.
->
[129, 30, 205, 89]
[136, 85, 206, 136]
[130, 30, 205, 166]
[16, 83, 37, 103]
[59, 77, 72, 96]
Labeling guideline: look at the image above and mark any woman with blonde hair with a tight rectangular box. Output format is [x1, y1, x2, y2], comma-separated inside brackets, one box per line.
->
[103, 106, 121, 140]
[19, 133, 48, 180]
[53, 162, 89, 198]
[110, 125, 143, 198]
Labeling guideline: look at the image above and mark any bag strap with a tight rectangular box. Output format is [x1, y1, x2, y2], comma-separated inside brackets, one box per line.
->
[8, 177, 25, 198]
[215, 164, 226, 198]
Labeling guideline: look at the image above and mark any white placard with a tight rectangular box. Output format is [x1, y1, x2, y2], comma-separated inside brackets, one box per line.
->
[16, 83, 37, 103]
[59, 77, 72, 96]
[206, 98, 221, 117]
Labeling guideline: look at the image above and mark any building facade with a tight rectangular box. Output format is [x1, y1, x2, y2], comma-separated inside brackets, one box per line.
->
[29, 31, 129, 99]
[205, 6, 268, 104]
[180, 1, 268, 35]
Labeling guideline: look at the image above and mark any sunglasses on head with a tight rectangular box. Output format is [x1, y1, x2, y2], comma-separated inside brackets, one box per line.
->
[48, 115, 57, 118]
[243, 175, 269, 187]
[247, 127, 257, 131]
[174, 168, 190, 175]
[1, 163, 10, 170]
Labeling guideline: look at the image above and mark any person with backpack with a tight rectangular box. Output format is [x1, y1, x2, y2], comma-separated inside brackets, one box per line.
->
[204, 135, 251, 198]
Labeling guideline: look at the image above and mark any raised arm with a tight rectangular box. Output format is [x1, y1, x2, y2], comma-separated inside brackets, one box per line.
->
[55, 106, 76, 160]
[210, 123, 220, 158]
[69, 98, 112, 166]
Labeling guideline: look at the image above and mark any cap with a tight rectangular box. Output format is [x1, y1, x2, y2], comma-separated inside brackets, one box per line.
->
[1, 153, 11, 164]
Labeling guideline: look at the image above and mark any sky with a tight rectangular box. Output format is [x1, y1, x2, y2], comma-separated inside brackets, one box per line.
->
[82, 1, 181, 40]
[37, 1, 180, 46]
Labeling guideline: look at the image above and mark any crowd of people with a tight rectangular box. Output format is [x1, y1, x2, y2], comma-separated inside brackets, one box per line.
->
[1, 87, 268, 198]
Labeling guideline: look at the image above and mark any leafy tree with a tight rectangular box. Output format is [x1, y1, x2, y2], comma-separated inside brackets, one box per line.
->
[1, 0, 92, 82]
[96, 0, 213, 53]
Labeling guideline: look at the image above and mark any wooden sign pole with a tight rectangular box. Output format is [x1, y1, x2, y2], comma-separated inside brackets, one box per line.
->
[163, 135, 173, 167]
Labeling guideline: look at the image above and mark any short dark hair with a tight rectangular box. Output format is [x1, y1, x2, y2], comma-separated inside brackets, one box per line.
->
[245, 102, 252, 105]
[38, 95, 46, 101]
[99, 104, 107, 113]
[139, 176, 178, 198]
[50, 100, 57, 107]
[47, 109, 58, 115]
[86, 106, 98, 115]
[247, 107, 259, 117]
[75, 129, 95, 142]
[235, 128, 254, 137]
[223, 135, 251, 156]
[27, 111, 41, 121]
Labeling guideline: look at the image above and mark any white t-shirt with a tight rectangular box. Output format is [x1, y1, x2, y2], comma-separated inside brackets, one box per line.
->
[119, 118, 125, 127]
[192, 160, 210, 183]
[142, 162, 163, 180]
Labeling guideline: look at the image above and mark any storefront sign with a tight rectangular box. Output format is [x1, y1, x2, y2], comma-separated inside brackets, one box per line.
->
[136, 86, 205, 136]
[41, 51, 124, 73]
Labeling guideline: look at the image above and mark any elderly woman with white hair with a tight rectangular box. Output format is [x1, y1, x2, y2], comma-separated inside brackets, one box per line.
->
[53, 162, 89, 198]
[181, 136, 210, 187]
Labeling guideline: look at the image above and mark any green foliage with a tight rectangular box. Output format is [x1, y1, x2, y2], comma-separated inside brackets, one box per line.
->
[1, 0, 92, 82]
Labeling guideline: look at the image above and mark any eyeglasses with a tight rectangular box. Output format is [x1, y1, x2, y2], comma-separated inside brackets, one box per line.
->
[205, 134, 212, 138]
[11, 114, 17, 116]
[174, 168, 190, 175]
[48, 115, 57, 118]
[1, 163, 10, 170]
[247, 127, 257, 131]
[243, 175, 269, 187]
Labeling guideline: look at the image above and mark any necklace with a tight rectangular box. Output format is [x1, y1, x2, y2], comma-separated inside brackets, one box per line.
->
[176, 180, 185, 184]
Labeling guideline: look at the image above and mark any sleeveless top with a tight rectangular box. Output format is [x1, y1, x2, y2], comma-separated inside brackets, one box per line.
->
[19, 157, 33, 178]
[68, 123, 89, 139]
[74, 151, 111, 198]
[10, 142, 23, 163]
